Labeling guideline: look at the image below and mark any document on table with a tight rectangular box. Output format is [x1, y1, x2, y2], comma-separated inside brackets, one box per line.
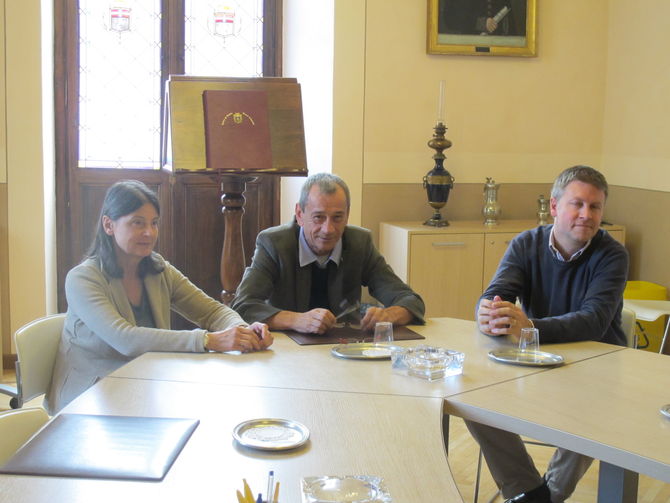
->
[0, 414, 199, 481]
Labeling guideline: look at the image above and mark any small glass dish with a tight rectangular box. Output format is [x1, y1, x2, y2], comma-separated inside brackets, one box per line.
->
[301, 475, 391, 502]
[391, 345, 464, 381]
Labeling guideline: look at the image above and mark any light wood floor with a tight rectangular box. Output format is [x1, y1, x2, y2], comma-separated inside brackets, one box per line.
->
[447, 416, 670, 503]
[2, 369, 668, 502]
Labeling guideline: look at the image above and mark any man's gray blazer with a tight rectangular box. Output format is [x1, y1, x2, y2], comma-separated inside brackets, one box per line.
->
[232, 221, 425, 323]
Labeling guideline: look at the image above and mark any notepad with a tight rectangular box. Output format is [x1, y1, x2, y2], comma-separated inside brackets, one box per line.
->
[0, 414, 199, 481]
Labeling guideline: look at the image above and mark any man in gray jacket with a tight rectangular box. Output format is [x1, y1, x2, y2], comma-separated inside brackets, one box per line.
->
[233, 173, 424, 334]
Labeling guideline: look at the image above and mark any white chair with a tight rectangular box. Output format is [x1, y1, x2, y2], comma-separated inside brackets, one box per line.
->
[472, 309, 639, 503]
[623, 299, 670, 354]
[0, 314, 66, 409]
[0, 407, 49, 465]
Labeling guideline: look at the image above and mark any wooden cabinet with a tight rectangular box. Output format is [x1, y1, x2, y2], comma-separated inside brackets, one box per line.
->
[408, 233, 484, 322]
[380, 220, 626, 320]
[482, 232, 518, 291]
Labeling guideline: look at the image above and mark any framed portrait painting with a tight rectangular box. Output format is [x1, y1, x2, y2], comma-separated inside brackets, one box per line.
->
[427, 0, 537, 57]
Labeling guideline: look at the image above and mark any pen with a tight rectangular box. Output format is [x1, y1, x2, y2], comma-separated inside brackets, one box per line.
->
[243, 479, 254, 503]
[266, 470, 274, 502]
[273, 481, 280, 503]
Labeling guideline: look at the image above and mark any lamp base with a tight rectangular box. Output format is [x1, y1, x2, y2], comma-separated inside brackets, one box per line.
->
[424, 210, 449, 227]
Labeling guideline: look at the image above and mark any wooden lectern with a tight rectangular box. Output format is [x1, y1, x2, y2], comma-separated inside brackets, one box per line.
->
[163, 76, 307, 304]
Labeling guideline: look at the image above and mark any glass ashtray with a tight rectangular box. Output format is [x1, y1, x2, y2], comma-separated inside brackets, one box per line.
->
[301, 475, 391, 503]
[391, 345, 464, 381]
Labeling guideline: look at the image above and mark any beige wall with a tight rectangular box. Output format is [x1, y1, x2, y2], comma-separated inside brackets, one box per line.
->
[361, 0, 609, 186]
[332, 0, 366, 226]
[0, 0, 6, 366]
[602, 0, 670, 191]
[3, 0, 670, 360]
[2, 0, 47, 355]
[0, 184, 7, 370]
[330, 0, 670, 294]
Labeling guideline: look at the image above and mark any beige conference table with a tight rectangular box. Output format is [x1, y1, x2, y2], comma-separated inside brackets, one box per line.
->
[109, 317, 624, 399]
[0, 378, 460, 503]
[444, 347, 670, 503]
[0, 318, 627, 502]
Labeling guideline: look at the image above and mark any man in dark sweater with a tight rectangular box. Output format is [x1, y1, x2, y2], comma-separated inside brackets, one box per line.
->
[470, 166, 629, 503]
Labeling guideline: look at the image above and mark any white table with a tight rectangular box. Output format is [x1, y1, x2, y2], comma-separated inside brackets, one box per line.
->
[444, 348, 670, 503]
[0, 317, 640, 502]
[110, 318, 624, 398]
[0, 379, 461, 503]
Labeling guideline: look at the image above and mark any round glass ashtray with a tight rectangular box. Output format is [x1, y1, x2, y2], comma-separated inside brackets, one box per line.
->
[301, 475, 391, 502]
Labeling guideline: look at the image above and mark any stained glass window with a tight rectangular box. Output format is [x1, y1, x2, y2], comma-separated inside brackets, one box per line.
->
[78, 0, 162, 169]
[185, 0, 264, 77]
[77, 0, 265, 170]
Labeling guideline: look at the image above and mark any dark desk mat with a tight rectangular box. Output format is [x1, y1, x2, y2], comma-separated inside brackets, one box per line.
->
[0, 414, 199, 481]
[285, 325, 425, 345]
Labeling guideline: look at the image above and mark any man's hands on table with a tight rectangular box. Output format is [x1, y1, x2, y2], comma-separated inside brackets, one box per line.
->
[268, 305, 414, 334]
[360, 306, 413, 332]
[477, 295, 533, 340]
[268, 308, 336, 334]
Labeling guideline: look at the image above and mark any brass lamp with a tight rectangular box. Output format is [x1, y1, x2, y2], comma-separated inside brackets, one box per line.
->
[423, 121, 455, 227]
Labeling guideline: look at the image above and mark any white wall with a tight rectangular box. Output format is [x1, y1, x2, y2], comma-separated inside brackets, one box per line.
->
[0, 0, 6, 184]
[5, 0, 48, 342]
[282, 0, 335, 222]
[601, 0, 670, 191]
[42, 0, 57, 315]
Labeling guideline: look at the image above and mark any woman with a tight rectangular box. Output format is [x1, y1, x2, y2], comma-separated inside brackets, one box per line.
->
[46, 180, 272, 413]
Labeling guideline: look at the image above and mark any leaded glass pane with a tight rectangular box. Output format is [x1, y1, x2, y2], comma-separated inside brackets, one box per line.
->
[185, 0, 264, 77]
[78, 0, 161, 169]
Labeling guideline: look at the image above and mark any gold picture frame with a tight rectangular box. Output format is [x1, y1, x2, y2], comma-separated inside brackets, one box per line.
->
[427, 0, 537, 57]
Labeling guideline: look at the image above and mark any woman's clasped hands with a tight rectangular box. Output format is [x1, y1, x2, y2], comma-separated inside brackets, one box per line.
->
[206, 322, 273, 353]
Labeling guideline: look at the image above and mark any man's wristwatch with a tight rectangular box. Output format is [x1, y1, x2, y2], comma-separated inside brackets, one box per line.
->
[203, 332, 210, 350]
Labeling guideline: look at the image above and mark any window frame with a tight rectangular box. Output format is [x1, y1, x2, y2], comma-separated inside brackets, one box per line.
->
[53, 0, 283, 310]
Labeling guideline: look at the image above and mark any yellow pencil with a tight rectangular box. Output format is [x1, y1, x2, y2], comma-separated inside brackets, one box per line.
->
[236, 490, 246, 503]
[273, 481, 280, 503]
[243, 479, 254, 503]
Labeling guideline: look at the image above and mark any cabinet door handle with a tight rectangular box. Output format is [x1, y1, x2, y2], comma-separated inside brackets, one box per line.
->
[432, 242, 466, 247]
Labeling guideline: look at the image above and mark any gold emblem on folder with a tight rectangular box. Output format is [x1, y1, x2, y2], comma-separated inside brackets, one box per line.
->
[221, 112, 256, 126]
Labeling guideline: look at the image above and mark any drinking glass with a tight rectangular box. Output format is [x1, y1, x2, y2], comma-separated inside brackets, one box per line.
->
[519, 327, 539, 353]
[373, 322, 394, 343]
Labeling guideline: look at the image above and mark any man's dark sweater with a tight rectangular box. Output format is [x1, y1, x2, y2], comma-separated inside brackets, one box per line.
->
[481, 225, 629, 346]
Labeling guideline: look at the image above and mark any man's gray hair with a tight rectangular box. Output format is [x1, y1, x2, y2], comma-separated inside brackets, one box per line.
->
[551, 165, 609, 201]
[298, 173, 351, 211]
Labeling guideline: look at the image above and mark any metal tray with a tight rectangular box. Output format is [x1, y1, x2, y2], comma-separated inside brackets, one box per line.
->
[488, 348, 564, 367]
[331, 343, 400, 360]
[232, 418, 309, 451]
[661, 404, 670, 419]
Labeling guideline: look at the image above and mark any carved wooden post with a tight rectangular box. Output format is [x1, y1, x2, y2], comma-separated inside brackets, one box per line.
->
[220, 175, 256, 305]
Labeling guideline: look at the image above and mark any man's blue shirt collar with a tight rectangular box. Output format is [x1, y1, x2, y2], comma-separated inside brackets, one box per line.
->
[298, 227, 343, 268]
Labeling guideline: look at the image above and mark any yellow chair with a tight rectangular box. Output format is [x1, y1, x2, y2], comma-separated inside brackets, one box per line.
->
[623, 299, 670, 354]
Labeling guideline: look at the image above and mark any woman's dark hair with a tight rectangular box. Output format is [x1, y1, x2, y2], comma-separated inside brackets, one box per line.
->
[87, 180, 164, 278]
